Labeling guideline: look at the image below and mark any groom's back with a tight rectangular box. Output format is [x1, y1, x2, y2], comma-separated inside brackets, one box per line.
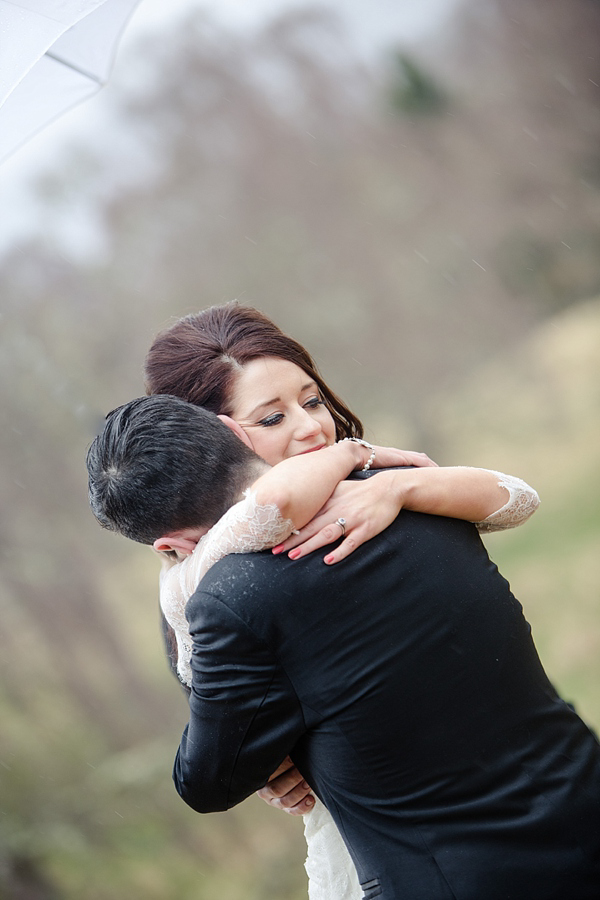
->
[198, 507, 600, 898]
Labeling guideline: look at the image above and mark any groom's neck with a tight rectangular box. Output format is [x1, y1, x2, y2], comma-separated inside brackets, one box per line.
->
[232, 459, 271, 503]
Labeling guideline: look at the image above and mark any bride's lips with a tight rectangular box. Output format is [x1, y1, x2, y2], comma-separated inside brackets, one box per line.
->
[299, 444, 326, 454]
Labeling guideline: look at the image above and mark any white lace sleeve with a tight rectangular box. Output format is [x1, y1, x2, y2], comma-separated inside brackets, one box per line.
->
[303, 799, 362, 900]
[473, 469, 540, 533]
[159, 490, 294, 687]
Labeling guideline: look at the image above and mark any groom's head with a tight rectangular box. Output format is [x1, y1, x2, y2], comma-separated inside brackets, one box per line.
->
[87, 395, 263, 547]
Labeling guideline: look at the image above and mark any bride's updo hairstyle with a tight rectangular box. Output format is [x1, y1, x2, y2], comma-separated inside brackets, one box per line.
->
[145, 302, 364, 442]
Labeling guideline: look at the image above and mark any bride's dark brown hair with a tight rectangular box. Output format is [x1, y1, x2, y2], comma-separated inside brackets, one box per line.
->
[144, 302, 364, 442]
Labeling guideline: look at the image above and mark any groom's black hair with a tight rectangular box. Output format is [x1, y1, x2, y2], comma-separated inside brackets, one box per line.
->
[86, 395, 261, 545]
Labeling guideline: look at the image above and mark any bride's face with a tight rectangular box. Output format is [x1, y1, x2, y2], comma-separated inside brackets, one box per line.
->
[227, 357, 336, 464]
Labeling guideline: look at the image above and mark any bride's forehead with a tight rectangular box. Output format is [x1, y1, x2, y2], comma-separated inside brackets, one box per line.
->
[233, 357, 313, 398]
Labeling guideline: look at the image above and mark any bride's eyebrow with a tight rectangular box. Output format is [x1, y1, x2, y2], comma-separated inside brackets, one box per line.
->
[246, 396, 282, 419]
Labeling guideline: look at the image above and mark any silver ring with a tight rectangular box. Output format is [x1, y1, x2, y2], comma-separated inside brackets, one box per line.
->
[335, 517, 346, 537]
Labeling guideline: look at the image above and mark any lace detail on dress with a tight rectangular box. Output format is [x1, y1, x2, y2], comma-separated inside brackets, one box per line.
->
[303, 799, 362, 900]
[473, 469, 540, 533]
[159, 490, 294, 687]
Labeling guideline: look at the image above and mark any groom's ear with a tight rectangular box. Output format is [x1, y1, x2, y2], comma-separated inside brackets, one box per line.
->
[153, 530, 205, 559]
[217, 414, 255, 450]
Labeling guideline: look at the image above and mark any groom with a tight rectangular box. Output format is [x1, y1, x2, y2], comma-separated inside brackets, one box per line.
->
[87, 395, 600, 899]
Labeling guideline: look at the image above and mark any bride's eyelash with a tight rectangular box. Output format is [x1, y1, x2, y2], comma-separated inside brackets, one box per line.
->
[257, 397, 324, 427]
[259, 413, 284, 427]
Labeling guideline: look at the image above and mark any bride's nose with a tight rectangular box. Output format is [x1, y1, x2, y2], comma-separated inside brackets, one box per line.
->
[294, 408, 322, 440]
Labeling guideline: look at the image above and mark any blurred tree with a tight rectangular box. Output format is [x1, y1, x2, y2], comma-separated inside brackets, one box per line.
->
[387, 51, 447, 115]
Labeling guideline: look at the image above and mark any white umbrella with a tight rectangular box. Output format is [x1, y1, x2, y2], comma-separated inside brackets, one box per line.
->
[0, 0, 142, 163]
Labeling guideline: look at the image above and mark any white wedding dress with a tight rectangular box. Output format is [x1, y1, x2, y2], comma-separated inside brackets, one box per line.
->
[160, 470, 539, 900]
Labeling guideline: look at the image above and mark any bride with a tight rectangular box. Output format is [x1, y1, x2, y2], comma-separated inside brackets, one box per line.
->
[145, 303, 539, 900]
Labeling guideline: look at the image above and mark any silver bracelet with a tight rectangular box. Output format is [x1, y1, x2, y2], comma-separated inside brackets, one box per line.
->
[340, 437, 376, 472]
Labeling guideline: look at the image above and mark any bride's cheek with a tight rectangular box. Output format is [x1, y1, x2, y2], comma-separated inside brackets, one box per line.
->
[239, 427, 258, 453]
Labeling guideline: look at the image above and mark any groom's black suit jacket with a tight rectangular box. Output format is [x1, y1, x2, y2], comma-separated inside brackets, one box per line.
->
[173, 478, 600, 899]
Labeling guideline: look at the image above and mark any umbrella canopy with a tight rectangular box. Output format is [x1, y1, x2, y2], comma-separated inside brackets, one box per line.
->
[0, 0, 142, 163]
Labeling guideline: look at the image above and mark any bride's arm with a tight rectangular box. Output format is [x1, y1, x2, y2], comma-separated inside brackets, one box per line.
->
[250, 440, 430, 530]
[159, 440, 400, 685]
[251, 439, 368, 528]
[367, 466, 539, 526]
[275, 466, 539, 565]
[170, 442, 426, 592]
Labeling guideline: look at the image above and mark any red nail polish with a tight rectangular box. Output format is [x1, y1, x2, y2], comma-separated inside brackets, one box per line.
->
[289, 549, 301, 560]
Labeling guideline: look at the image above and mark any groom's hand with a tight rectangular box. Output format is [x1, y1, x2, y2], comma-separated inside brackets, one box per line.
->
[256, 756, 315, 816]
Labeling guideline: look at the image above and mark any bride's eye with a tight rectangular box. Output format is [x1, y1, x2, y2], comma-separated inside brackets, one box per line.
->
[304, 397, 324, 410]
[258, 412, 284, 427]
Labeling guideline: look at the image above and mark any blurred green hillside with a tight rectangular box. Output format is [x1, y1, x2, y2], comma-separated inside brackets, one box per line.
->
[426, 296, 600, 731]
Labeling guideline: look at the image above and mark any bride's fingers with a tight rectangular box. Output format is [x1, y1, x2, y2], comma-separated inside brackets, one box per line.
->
[371, 446, 438, 468]
[272, 530, 312, 554]
[272, 517, 334, 554]
[286, 520, 375, 564]
[285, 521, 351, 560]
[323, 532, 364, 565]
[401, 450, 438, 468]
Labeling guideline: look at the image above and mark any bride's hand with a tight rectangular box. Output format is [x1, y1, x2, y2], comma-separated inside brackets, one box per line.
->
[272, 447, 437, 565]
[368, 446, 437, 470]
[256, 756, 315, 816]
